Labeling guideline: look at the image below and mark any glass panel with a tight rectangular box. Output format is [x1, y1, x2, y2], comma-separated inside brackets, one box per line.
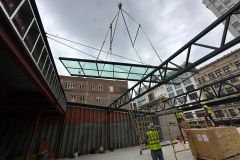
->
[128, 74, 142, 80]
[68, 68, 82, 75]
[84, 70, 99, 76]
[114, 72, 128, 79]
[114, 65, 130, 73]
[80, 62, 97, 70]
[97, 63, 105, 70]
[99, 64, 113, 71]
[131, 67, 147, 74]
[62, 60, 80, 68]
[46, 66, 53, 82]
[1, 0, 22, 16]
[38, 49, 47, 70]
[100, 71, 113, 78]
[12, 1, 34, 36]
[24, 22, 39, 51]
[32, 38, 44, 62]
[146, 68, 154, 74]
[42, 57, 50, 76]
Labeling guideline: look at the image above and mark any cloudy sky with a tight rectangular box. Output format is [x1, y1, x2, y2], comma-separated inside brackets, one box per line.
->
[35, 0, 238, 80]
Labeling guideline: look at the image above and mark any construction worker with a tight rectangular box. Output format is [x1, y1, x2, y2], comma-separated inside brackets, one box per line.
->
[202, 104, 217, 126]
[175, 111, 186, 143]
[145, 123, 164, 160]
[176, 111, 184, 125]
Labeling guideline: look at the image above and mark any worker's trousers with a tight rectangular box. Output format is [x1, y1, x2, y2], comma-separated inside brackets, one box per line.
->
[205, 114, 217, 126]
[150, 148, 164, 160]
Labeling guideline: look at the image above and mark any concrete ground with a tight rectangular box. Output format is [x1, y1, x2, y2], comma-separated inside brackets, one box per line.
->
[59, 143, 194, 160]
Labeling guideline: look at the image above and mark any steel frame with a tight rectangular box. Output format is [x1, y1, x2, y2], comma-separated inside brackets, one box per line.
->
[144, 73, 240, 112]
[1, 0, 67, 110]
[108, 2, 240, 110]
[59, 57, 194, 83]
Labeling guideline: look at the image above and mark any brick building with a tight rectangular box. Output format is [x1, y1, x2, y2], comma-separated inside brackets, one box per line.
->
[60, 76, 129, 107]
[194, 48, 240, 117]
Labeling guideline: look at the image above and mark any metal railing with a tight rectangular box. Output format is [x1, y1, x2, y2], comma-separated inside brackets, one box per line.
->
[1, 0, 67, 110]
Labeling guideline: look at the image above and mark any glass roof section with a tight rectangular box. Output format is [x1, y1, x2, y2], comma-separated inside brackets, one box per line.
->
[60, 57, 194, 83]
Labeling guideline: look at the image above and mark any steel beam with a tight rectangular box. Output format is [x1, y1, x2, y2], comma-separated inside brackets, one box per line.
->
[108, 2, 240, 110]
[146, 73, 240, 112]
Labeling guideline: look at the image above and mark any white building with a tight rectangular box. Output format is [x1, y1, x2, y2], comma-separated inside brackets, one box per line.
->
[202, 0, 240, 37]
[136, 72, 200, 109]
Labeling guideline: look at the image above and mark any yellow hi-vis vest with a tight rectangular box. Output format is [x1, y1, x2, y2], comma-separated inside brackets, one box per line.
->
[147, 130, 161, 150]
[176, 112, 184, 119]
[203, 105, 213, 114]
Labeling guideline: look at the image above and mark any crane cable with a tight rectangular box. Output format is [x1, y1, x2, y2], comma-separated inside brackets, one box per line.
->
[46, 34, 144, 64]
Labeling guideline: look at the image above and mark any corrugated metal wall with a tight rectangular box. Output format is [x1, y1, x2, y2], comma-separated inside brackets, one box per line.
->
[0, 114, 63, 157]
[0, 106, 161, 158]
[58, 106, 137, 158]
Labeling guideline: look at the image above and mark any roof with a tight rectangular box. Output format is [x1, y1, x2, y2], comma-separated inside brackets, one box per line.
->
[59, 57, 192, 83]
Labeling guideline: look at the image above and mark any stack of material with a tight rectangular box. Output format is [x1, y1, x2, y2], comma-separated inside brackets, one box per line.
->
[185, 127, 240, 160]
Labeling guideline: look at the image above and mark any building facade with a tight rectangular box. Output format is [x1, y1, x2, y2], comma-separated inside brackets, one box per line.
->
[202, 0, 240, 37]
[60, 76, 129, 107]
[193, 49, 240, 118]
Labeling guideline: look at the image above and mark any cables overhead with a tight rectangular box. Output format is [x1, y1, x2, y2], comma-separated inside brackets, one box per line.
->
[46, 33, 144, 64]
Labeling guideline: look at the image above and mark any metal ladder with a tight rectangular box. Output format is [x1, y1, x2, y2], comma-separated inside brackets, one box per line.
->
[128, 110, 146, 154]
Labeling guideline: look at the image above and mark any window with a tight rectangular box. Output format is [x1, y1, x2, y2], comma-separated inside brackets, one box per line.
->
[222, 66, 231, 73]
[80, 95, 85, 103]
[148, 92, 155, 101]
[215, 69, 223, 77]
[223, 0, 231, 5]
[110, 86, 114, 92]
[205, 93, 214, 99]
[183, 78, 192, 86]
[217, 5, 223, 12]
[99, 85, 103, 92]
[65, 82, 75, 89]
[208, 72, 216, 80]
[213, 0, 219, 6]
[214, 110, 225, 118]
[230, 78, 238, 83]
[232, 21, 240, 28]
[80, 84, 84, 90]
[168, 92, 175, 98]
[176, 89, 184, 95]
[230, 16, 235, 23]
[221, 10, 227, 14]
[189, 92, 198, 100]
[226, 87, 234, 94]
[229, 3, 235, 8]
[197, 78, 202, 84]
[167, 86, 173, 92]
[71, 95, 76, 102]
[229, 109, 237, 117]
[174, 84, 181, 90]
[235, 61, 240, 68]
[186, 85, 195, 92]
[96, 97, 100, 103]
[201, 76, 206, 82]
[196, 110, 205, 117]
[184, 112, 194, 119]
[91, 85, 95, 91]
[177, 96, 186, 104]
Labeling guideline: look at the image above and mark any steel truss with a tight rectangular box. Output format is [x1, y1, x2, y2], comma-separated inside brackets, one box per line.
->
[143, 73, 240, 113]
[108, 2, 240, 110]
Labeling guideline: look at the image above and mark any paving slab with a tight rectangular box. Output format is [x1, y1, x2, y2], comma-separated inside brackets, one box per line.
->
[58, 143, 195, 160]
